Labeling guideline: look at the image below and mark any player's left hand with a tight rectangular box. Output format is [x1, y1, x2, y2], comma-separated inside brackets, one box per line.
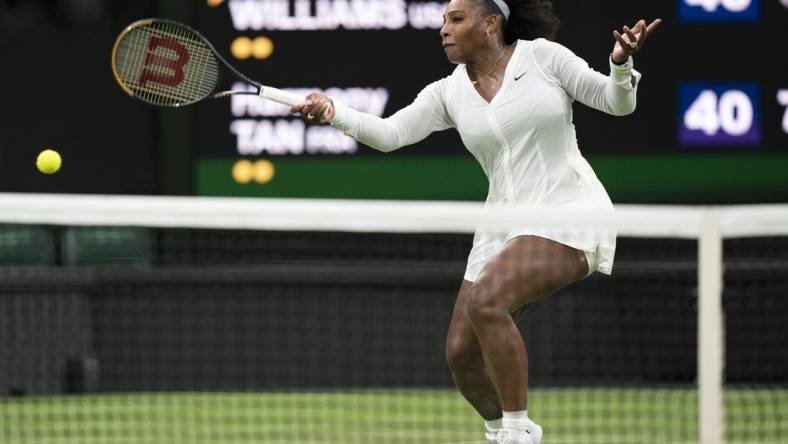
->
[612, 19, 662, 64]
[291, 93, 335, 124]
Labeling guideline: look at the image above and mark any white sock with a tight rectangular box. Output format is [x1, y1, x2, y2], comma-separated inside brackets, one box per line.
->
[502, 410, 530, 430]
[484, 418, 502, 432]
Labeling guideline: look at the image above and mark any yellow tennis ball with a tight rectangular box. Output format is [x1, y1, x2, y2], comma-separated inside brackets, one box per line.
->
[36, 149, 62, 174]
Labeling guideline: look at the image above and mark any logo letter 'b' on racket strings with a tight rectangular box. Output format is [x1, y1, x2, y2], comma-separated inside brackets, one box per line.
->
[139, 36, 190, 87]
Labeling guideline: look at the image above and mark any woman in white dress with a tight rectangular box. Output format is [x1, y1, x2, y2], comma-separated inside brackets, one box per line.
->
[293, 1, 660, 443]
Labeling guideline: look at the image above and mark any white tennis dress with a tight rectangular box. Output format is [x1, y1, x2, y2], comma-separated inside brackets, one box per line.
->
[329, 38, 641, 281]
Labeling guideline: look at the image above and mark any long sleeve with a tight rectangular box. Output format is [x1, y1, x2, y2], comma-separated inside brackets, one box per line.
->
[534, 39, 641, 117]
[329, 79, 454, 153]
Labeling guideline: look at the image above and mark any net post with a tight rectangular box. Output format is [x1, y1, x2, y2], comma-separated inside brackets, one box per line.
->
[699, 207, 724, 444]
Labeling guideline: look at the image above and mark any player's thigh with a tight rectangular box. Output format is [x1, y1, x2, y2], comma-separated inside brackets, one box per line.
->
[472, 235, 588, 315]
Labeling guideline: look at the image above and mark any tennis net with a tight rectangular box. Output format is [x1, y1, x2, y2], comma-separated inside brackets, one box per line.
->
[0, 194, 786, 444]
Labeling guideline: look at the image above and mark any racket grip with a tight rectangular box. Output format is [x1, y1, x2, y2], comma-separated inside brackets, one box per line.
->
[259, 87, 303, 107]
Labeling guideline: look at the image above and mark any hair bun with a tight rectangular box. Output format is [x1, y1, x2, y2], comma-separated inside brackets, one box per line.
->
[503, 0, 561, 43]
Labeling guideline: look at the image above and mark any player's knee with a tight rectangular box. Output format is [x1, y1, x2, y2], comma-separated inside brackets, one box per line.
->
[445, 335, 483, 374]
[466, 282, 509, 327]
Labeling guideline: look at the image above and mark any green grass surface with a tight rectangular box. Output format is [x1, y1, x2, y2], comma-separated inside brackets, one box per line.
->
[2, 388, 786, 444]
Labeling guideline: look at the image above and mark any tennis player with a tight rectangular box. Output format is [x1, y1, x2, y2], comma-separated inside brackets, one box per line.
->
[293, 1, 660, 443]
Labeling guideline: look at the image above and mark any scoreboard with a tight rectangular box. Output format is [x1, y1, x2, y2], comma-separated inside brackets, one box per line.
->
[193, 0, 788, 202]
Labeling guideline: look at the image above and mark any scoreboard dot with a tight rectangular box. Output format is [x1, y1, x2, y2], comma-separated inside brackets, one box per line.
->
[252, 37, 274, 60]
[207, 0, 224, 7]
[253, 160, 275, 184]
[232, 160, 254, 184]
[231, 37, 253, 60]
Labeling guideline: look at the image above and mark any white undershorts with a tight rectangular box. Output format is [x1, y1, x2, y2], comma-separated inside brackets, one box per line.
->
[463, 233, 599, 283]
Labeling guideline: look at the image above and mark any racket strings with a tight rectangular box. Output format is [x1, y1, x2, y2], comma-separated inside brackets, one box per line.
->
[115, 21, 219, 106]
[166, 22, 218, 101]
[133, 24, 217, 103]
[134, 25, 216, 105]
[119, 29, 203, 105]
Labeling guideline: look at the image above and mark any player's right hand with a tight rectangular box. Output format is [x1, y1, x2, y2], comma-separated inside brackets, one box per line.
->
[292, 93, 335, 124]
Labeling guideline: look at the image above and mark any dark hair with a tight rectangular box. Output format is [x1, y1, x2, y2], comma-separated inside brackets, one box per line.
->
[478, 0, 561, 43]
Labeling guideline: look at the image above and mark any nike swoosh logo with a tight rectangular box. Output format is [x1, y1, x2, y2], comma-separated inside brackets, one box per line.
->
[514, 70, 528, 81]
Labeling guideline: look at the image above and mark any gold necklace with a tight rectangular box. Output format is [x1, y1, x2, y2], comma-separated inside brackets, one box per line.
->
[470, 46, 509, 85]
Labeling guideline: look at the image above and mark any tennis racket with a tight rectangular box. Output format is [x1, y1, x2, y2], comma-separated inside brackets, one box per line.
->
[111, 18, 303, 108]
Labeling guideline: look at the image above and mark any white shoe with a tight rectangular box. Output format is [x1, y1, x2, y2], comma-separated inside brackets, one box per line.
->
[495, 428, 535, 444]
[528, 422, 543, 444]
[485, 427, 498, 443]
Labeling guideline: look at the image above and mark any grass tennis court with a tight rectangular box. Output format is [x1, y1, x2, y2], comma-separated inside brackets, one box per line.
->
[3, 388, 786, 444]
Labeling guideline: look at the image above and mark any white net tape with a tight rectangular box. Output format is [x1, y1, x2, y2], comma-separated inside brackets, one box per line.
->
[1, 193, 787, 239]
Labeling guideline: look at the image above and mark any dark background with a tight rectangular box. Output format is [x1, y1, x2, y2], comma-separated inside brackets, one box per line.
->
[0, 0, 786, 201]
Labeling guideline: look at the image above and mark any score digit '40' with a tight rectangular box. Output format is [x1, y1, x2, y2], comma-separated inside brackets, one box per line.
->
[679, 84, 788, 147]
[680, 0, 760, 21]
[684, 0, 753, 12]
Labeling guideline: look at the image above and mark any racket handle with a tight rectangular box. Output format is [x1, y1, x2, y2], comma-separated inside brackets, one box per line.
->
[259, 87, 303, 107]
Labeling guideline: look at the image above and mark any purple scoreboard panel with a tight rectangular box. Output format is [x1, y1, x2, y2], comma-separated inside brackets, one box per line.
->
[679, 0, 761, 22]
[679, 83, 761, 146]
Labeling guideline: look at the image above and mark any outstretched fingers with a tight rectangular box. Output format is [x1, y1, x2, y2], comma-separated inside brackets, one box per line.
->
[613, 29, 631, 50]
[614, 18, 662, 54]
[646, 18, 663, 36]
[637, 18, 662, 49]
[624, 25, 638, 47]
